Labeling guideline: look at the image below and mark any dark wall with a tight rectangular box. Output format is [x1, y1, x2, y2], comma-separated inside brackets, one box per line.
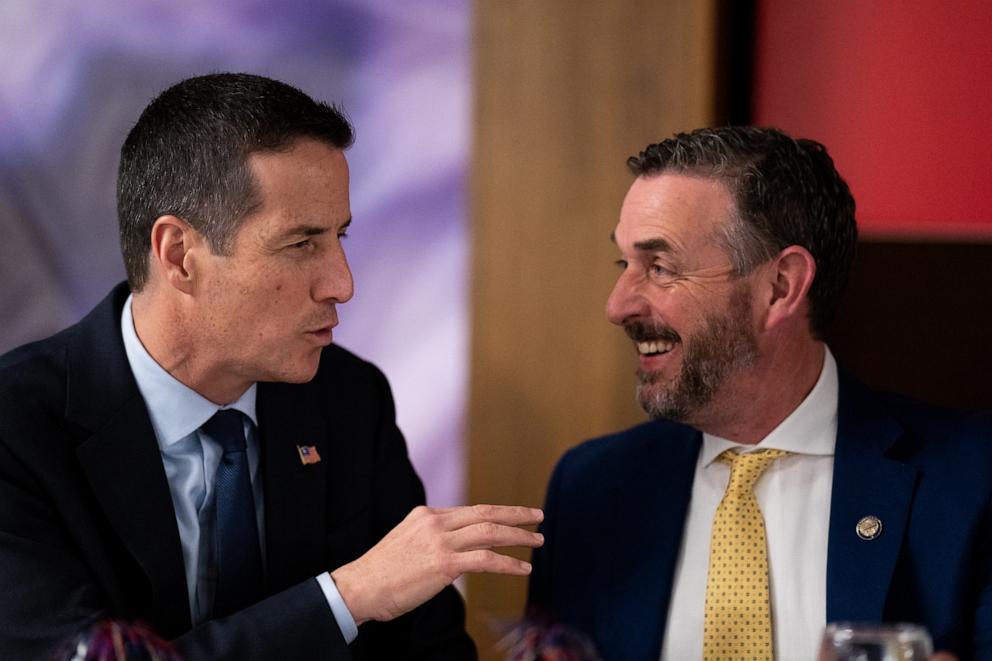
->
[828, 241, 992, 411]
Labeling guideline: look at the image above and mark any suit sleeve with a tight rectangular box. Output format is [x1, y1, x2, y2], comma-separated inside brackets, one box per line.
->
[172, 580, 350, 661]
[527, 452, 564, 616]
[346, 365, 476, 661]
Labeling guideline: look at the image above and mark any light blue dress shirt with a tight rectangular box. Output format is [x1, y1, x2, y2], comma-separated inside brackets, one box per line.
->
[121, 295, 357, 641]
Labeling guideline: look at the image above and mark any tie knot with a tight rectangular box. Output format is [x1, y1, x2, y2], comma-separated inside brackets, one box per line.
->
[717, 448, 789, 494]
[202, 409, 247, 454]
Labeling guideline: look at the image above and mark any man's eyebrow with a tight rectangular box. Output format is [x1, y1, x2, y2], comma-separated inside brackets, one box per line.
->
[632, 237, 673, 253]
[609, 232, 673, 253]
[281, 217, 351, 238]
[281, 224, 328, 238]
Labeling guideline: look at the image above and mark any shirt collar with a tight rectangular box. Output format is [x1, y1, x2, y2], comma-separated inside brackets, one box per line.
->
[700, 345, 839, 466]
[121, 294, 258, 449]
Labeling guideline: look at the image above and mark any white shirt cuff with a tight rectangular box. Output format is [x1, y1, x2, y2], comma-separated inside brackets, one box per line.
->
[316, 572, 358, 643]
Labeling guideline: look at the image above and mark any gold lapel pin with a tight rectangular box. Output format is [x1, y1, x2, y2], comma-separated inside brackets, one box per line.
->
[856, 515, 882, 540]
[297, 444, 322, 465]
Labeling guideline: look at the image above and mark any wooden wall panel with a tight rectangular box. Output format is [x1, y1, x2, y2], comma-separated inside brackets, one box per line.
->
[467, 2, 717, 657]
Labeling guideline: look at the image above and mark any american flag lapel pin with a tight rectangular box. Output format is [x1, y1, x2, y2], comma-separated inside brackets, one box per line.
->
[296, 444, 322, 465]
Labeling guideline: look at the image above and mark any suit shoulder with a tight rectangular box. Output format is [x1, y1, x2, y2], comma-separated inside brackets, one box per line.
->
[0, 285, 124, 393]
[847, 386, 992, 480]
[872, 389, 992, 445]
[841, 369, 987, 429]
[553, 419, 697, 484]
[0, 329, 81, 467]
[314, 344, 386, 382]
[563, 418, 691, 459]
[0, 326, 75, 409]
[296, 344, 394, 406]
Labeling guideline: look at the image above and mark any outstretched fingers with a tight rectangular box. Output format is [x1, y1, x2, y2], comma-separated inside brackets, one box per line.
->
[332, 503, 545, 625]
[450, 548, 533, 576]
[435, 504, 544, 530]
[448, 520, 544, 552]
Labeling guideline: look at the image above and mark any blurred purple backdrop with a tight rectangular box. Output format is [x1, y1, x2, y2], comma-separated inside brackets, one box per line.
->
[0, 0, 470, 506]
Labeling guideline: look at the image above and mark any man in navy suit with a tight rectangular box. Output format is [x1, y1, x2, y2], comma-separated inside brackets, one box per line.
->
[528, 127, 991, 660]
[0, 73, 543, 660]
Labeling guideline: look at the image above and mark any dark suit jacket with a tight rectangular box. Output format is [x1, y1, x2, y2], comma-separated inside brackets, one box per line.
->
[0, 284, 475, 660]
[528, 371, 992, 660]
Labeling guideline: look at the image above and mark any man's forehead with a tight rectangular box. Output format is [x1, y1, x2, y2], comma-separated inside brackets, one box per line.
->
[234, 141, 351, 241]
[613, 173, 734, 249]
[247, 139, 349, 177]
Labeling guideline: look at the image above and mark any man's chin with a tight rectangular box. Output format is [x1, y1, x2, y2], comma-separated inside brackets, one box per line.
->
[280, 372, 318, 385]
[636, 382, 684, 422]
[266, 357, 322, 385]
[636, 366, 667, 386]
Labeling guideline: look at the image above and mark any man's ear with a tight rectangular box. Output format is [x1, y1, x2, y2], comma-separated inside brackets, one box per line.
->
[148, 215, 204, 295]
[761, 245, 816, 331]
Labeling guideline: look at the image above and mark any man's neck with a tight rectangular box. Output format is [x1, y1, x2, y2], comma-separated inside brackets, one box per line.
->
[692, 340, 826, 445]
[131, 292, 250, 405]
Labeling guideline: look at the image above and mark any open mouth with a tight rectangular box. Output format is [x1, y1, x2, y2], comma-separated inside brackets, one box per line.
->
[625, 321, 680, 361]
[637, 340, 675, 357]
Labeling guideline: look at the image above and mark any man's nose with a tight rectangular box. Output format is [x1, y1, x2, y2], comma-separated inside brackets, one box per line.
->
[605, 269, 648, 326]
[314, 245, 354, 303]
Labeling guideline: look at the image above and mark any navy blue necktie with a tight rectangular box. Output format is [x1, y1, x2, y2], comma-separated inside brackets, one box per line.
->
[203, 409, 263, 619]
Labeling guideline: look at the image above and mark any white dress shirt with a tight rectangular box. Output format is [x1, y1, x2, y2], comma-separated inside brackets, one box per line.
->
[121, 295, 357, 640]
[661, 347, 838, 661]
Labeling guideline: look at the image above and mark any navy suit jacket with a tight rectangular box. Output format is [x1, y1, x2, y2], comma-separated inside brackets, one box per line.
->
[0, 284, 475, 660]
[529, 373, 992, 660]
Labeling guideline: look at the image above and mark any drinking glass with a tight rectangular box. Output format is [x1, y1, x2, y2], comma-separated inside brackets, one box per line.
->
[818, 622, 933, 661]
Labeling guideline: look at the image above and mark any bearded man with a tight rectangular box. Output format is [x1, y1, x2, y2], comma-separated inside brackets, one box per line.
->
[526, 127, 992, 661]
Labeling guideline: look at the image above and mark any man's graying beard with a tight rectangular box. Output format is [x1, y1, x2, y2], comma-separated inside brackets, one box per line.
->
[627, 285, 758, 423]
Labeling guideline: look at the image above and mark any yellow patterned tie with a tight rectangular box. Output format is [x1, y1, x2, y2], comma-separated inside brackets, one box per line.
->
[703, 448, 789, 661]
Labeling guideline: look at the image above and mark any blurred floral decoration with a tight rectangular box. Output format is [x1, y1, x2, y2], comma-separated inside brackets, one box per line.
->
[56, 620, 182, 661]
[499, 613, 603, 661]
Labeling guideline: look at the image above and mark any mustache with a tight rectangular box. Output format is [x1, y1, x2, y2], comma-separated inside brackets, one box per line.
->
[623, 321, 680, 344]
[303, 309, 338, 331]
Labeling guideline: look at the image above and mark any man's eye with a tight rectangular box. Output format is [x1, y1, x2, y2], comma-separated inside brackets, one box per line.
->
[290, 239, 313, 249]
[650, 263, 671, 276]
[337, 230, 349, 240]
[614, 259, 628, 270]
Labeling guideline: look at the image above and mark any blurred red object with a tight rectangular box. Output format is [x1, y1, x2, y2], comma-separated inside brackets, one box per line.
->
[55, 620, 182, 661]
[499, 613, 602, 661]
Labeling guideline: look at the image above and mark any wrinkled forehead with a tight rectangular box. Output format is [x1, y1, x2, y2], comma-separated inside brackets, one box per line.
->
[614, 173, 736, 252]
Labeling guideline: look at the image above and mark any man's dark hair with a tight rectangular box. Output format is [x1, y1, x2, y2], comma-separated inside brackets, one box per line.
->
[117, 72, 354, 291]
[627, 126, 857, 338]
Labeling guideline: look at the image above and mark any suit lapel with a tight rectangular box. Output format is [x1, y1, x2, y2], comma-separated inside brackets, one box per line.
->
[68, 285, 190, 635]
[600, 425, 701, 661]
[826, 373, 917, 622]
[257, 381, 329, 593]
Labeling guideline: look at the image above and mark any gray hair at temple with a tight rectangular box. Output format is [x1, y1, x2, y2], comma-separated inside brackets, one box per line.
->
[627, 126, 857, 338]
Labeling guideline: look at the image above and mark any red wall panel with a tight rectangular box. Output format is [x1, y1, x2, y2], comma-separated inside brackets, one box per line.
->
[753, 0, 992, 239]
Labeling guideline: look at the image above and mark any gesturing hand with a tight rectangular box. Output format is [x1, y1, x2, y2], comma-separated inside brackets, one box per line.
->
[330, 504, 544, 624]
